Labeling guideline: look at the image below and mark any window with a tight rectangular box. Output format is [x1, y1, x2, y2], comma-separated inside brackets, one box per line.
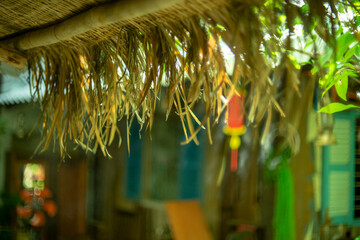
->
[322, 111, 360, 225]
[124, 119, 204, 201]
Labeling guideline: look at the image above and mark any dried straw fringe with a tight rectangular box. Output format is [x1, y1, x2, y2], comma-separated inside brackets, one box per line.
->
[26, 0, 337, 158]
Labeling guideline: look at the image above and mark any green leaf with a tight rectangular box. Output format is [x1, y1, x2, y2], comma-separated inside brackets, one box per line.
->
[322, 62, 337, 95]
[318, 47, 333, 66]
[355, 46, 360, 58]
[355, 236, 360, 240]
[348, 70, 359, 78]
[343, 44, 358, 62]
[336, 32, 356, 61]
[334, 71, 348, 101]
[344, 63, 356, 70]
[304, 40, 313, 50]
[319, 103, 360, 114]
[300, 4, 310, 14]
[338, 4, 345, 14]
[294, 17, 302, 25]
[356, 16, 360, 27]
[311, 65, 320, 75]
[216, 24, 226, 31]
[279, 15, 286, 24]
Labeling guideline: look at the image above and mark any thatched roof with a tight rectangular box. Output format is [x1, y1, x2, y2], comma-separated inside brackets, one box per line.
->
[0, 0, 348, 157]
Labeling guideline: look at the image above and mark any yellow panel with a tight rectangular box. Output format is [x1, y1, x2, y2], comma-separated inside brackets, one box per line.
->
[165, 200, 212, 240]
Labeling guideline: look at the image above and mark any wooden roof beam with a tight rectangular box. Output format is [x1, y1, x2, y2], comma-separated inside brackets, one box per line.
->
[0, 44, 27, 69]
[2, 0, 184, 51]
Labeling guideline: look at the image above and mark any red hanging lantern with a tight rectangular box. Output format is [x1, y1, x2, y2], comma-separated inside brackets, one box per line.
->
[224, 91, 246, 172]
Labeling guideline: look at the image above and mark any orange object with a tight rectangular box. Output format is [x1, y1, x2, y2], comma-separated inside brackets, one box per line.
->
[30, 211, 46, 228]
[165, 200, 212, 240]
[44, 200, 58, 217]
[224, 91, 246, 172]
[39, 188, 52, 198]
[228, 92, 245, 128]
[230, 150, 238, 171]
[16, 205, 33, 219]
[19, 189, 33, 203]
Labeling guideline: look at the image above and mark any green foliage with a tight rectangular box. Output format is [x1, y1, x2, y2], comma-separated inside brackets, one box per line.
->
[319, 102, 360, 113]
[319, 32, 359, 95]
[258, 0, 359, 117]
[309, 3, 360, 113]
[258, 0, 360, 114]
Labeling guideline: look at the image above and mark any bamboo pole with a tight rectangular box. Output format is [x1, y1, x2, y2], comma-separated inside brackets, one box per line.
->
[3, 0, 185, 51]
[0, 44, 27, 69]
